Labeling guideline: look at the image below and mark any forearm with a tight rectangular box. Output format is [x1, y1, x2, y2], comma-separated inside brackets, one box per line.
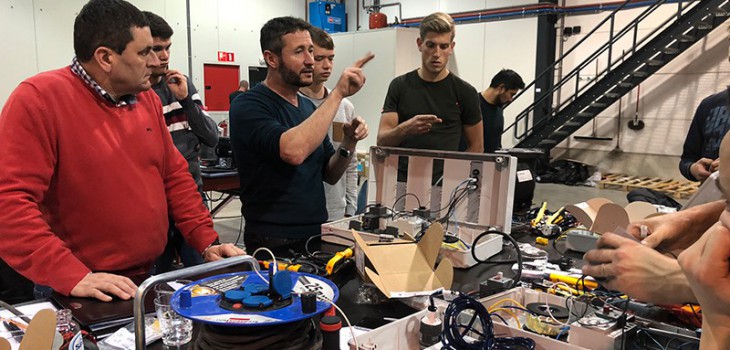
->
[324, 139, 356, 184]
[700, 320, 730, 350]
[280, 92, 343, 165]
[685, 201, 725, 238]
[182, 98, 219, 147]
[377, 112, 407, 146]
[665, 260, 698, 304]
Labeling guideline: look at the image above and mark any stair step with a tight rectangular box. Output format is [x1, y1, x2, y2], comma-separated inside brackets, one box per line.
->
[632, 71, 649, 78]
[647, 59, 664, 67]
[663, 47, 680, 55]
[617, 81, 634, 88]
[696, 21, 713, 30]
[538, 139, 558, 146]
[679, 34, 695, 43]
[565, 121, 581, 128]
[604, 92, 621, 99]
[553, 130, 570, 138]
[576, 112, 594, 118]
[590, 102, 607, 108]
[715, 9, 729, 17]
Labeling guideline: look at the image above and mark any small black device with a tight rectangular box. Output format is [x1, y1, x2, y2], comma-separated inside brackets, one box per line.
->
[338, 147, 352, 158]
[215, 137, 236, 169]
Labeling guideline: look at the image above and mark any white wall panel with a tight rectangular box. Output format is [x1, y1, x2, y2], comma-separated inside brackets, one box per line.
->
[0, 0, 38, 107]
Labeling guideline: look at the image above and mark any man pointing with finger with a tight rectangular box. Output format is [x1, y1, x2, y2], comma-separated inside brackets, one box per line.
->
[377, 12, 483, 159]
[230, 17, 372, 254]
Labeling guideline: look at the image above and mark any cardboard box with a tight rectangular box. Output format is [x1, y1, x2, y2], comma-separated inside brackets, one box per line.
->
[565, 198, 663, 234]
[352, 223, 453, 298]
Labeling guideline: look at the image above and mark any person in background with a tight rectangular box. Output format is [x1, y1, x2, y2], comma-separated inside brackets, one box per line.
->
[678, 130, 730, 348]
[376, 12, 483, 155]
[376, 12, 482, 184]
[229, 79, 249, 104]
[143, 11, 220, 273]
[479, 69, 525, 153]
[229, 17, 372, 255]
[299, 27, 358, 220]
[0, 0, 242, 302]
[679, 88, 730, 182]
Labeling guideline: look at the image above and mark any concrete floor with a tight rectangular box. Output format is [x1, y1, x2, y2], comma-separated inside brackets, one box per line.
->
[210, 182, 688, 245]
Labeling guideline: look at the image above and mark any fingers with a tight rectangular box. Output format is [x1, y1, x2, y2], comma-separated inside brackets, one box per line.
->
[71, 273, 138, 302]
[204, 243, 245, 261]
[583, 248, 614, 265]
[596, 232, 639, 249]
[698, 158, 714, 166]
[219, 243, 246, 257]
[92, 290, 113, 302]
[352, 117, 368, 140]
[352, 52, 375, 69]
[711, 159, 720, 172]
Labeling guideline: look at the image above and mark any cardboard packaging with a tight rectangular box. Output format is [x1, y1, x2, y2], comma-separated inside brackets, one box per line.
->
[565, 198, 663, 234]
[352, 223, 453, 298]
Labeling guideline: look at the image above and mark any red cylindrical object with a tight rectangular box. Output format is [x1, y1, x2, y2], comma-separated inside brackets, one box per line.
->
[369, 12, 387, 29]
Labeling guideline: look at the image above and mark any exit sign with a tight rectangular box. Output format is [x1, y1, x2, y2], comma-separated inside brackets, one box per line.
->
[217, 51, 235, 62]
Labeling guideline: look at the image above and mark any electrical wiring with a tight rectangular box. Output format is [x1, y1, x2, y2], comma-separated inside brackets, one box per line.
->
[487, 298, 530, 312]
[251, 247, 277, 284]
[304, 233, 356, 261]
[316, 294, 359, 350]
[555, 327, 569, 340]
[489, 308, 522, 329]
[440, 294, 535, 350]
[545, 282, 576, 326]
[392, 192, 422, 211]
[551, 233, 568, 256]
[688, 303, 702, 325]
[472, 230, 523, 288]
[490, 312, 509, 326]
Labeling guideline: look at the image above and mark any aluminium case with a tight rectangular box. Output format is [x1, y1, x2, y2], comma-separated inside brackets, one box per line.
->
[322, 146, 517, 268]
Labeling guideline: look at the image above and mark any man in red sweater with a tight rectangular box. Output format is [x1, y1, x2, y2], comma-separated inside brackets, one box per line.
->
[0, 0, 243, 302]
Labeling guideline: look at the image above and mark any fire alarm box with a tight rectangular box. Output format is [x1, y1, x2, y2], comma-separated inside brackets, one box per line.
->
[309, 1, 346, 33]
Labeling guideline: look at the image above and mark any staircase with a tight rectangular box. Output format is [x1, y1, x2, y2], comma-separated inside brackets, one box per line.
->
[506, 0, 730, 151]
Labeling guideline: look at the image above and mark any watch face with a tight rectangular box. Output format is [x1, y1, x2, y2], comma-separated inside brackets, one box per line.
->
[339, 148, 351, 157]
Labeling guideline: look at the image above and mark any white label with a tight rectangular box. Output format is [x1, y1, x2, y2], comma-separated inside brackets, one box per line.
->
[516, 170, 533, 182]
[575, 202, 590, 210]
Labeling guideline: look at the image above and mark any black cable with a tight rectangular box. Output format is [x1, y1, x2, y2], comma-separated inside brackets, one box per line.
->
[689, 303, 702, 325]
[471, 230, 522, 289]
[392, 192, 422, 211]
[552, 235, 567, 256]
[441, 294, 535, 350]
[304, 233, 355, 257]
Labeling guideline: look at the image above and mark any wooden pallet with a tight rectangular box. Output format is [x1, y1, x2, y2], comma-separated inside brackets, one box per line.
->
[599, 173, 699, 199]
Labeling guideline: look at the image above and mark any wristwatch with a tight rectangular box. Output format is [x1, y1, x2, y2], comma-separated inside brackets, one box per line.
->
[338, 147, 352, 158]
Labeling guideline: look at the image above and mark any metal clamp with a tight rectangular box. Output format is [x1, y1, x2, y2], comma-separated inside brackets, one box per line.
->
[134, 255, 259, 349]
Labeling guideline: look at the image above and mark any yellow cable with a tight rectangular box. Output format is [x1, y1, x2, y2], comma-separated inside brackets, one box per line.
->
[487, 298, 529, 312]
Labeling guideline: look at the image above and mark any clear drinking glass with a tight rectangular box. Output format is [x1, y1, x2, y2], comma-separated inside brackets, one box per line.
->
[154, 298, 192, 346]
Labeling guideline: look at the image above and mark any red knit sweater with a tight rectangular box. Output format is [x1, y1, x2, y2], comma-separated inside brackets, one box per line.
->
[0, 67, 218, 295]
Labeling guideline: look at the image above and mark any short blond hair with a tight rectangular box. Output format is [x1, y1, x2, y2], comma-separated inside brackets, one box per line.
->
[419, 12, 455, 40]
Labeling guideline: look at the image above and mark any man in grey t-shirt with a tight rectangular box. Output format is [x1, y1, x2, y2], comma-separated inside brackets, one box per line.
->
[299, 27, 358, 220]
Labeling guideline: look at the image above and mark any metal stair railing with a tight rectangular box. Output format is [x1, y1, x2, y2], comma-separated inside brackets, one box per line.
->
[504, 0, 696, 142]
